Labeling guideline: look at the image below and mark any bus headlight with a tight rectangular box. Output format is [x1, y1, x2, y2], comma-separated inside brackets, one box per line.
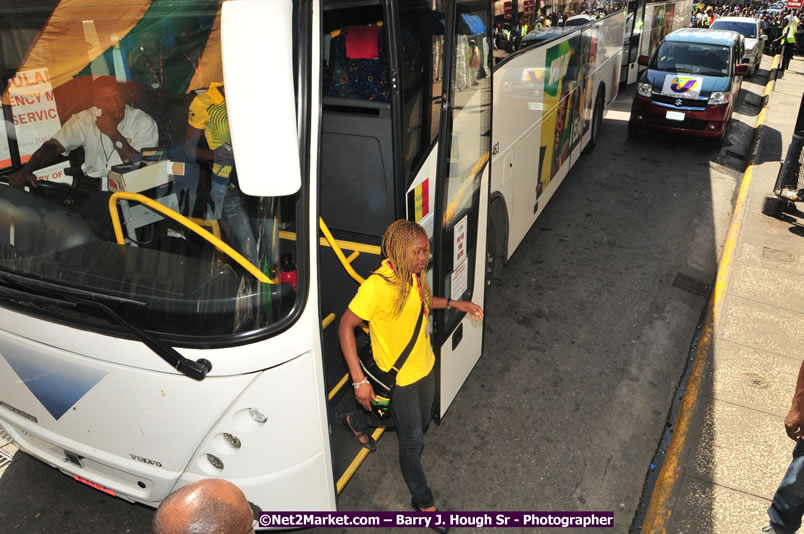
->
[223, 433, 242, 450]
[249, 408, 268, 424]
[206, 453, 224, 471]
[708, 92, 730, 105]
[637, 83, 652, 98]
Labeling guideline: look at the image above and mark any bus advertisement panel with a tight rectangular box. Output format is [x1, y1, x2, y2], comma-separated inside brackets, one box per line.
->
[492, 12, 624, 252]
[640, 0, 692, 61]
[623, 0, 693, 85]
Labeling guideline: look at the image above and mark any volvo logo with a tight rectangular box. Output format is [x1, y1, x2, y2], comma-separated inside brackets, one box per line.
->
[674, 98, 683, 107]
[130, 453, 162, 467]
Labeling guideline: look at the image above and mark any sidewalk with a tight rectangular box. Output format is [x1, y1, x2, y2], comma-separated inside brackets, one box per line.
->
[644, 57, 804, 533]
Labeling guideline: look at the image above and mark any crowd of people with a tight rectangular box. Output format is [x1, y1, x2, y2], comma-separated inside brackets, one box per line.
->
[689, 1, 801, 71]
[691, 1, 803, 54]
[493, 0, 620, 52]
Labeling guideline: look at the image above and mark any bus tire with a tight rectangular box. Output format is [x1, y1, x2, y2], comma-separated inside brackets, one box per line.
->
[583, 87, 605, 154]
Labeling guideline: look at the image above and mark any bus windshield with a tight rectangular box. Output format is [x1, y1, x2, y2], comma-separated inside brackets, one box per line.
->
[0, 0, 303, 342]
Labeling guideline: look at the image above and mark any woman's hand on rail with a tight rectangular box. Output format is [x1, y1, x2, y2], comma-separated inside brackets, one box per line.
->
[453, 300, 484, 321]
[355, 381, 377, 412]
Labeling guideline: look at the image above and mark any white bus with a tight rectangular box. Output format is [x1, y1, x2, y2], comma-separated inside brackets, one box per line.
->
[0, 0, 624, 513]
[621, 0, 693, 85]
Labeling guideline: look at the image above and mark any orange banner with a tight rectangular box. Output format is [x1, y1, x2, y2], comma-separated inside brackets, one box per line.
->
[8, 0, 152, 94]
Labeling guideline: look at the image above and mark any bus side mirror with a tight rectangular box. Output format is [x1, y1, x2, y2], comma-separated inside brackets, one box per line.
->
[637, 54, 650, 66]
[222, 0, 301, 197]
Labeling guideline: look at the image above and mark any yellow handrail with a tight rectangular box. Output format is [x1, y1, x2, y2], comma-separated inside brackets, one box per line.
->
[319, 217, 365, 285]
[336, 427, 386, 493]
[108, 192, 273, 284]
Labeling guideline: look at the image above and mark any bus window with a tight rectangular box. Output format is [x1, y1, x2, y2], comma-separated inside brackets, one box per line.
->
[398, 0, 447, 186]
[0, 0, 303, 342]
[319, 2, 396, 238]
[0, 104, 10, 171]
[322, 4, 387, 102]
[439, 1, 491, 328]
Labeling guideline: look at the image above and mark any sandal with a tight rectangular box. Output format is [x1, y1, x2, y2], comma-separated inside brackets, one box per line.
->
[336, 413, 377, 452]
[411, 501, 450, 534]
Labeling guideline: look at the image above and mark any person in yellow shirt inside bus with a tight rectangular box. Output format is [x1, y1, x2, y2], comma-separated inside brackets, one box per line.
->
[184, 82, 257, 264]
[337, 220, 483, 533]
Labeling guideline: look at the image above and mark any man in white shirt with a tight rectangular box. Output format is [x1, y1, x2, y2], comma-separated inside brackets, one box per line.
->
[9, 75, 158, 185]
[8, 76, 158, 238]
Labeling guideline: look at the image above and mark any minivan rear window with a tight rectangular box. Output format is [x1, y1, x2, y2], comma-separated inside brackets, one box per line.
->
[650, 42, 731, 77]
[710, 21, 757, 39]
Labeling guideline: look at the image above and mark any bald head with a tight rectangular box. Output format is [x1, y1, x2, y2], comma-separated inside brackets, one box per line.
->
[153, 479, 254, 534]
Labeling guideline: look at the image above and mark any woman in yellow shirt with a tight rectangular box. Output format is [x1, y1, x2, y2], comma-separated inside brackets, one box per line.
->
[338, 220, 483, 532]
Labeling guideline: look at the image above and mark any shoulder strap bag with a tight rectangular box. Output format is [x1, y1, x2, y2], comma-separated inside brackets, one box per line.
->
[358, 303, 425, 416]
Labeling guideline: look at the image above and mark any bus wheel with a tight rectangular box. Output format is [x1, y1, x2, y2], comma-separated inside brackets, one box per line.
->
[584, 88, 605, 154]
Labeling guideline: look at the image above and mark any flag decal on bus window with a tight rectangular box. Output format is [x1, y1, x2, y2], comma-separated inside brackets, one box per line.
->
[408, 178, 430, 222]
[1, 349, 106, 420]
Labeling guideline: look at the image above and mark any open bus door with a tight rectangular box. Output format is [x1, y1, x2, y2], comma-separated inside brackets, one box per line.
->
[623, 0, 647, 85]
[430, 0, 491, 420]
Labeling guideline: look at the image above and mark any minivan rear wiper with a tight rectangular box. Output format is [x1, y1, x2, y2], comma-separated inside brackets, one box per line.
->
[0, 272, 212, 380]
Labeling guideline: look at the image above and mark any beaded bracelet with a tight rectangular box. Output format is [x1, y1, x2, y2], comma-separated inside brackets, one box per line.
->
[352, 377, 368, 389]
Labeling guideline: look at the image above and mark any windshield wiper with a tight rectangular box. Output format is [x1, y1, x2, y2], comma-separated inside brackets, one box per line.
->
[0, 272, 212, 380]
[0, 271, 145, 307]
[0, 284, 78, 309]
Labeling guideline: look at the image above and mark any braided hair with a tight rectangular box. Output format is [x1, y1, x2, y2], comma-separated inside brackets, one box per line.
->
[379, 219, 432, 316]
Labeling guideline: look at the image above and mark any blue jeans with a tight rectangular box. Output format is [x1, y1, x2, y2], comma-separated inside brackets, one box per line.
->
[349, 370, 436, 508]
[768, 440, 804, 532]
[209, 177, 257, 265]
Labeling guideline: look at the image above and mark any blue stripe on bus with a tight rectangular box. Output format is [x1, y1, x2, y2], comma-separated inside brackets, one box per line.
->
[2, 350, 106, 420]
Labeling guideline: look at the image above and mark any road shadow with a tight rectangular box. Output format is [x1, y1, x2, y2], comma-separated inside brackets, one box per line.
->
[757, 125, 784, 165]
[734, 88, 765, 118]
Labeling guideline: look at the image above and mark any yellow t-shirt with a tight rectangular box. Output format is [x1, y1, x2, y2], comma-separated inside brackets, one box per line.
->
[348, 260, 434, 387]
[188, 82, 232, 179]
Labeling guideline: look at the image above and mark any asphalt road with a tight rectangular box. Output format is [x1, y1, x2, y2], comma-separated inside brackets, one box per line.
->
[333, 61, 769, 533]
[0, 61, 772, 533]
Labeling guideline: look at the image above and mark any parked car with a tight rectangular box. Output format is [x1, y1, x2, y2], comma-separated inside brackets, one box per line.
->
[628, 28, 749, 144]
[564, 14, 594, 27]
[709, 16, 766, 75]
[519, 26, 571, 50]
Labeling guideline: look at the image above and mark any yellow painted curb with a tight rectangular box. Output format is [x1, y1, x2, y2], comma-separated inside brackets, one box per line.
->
[640, 54, 781, 533]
